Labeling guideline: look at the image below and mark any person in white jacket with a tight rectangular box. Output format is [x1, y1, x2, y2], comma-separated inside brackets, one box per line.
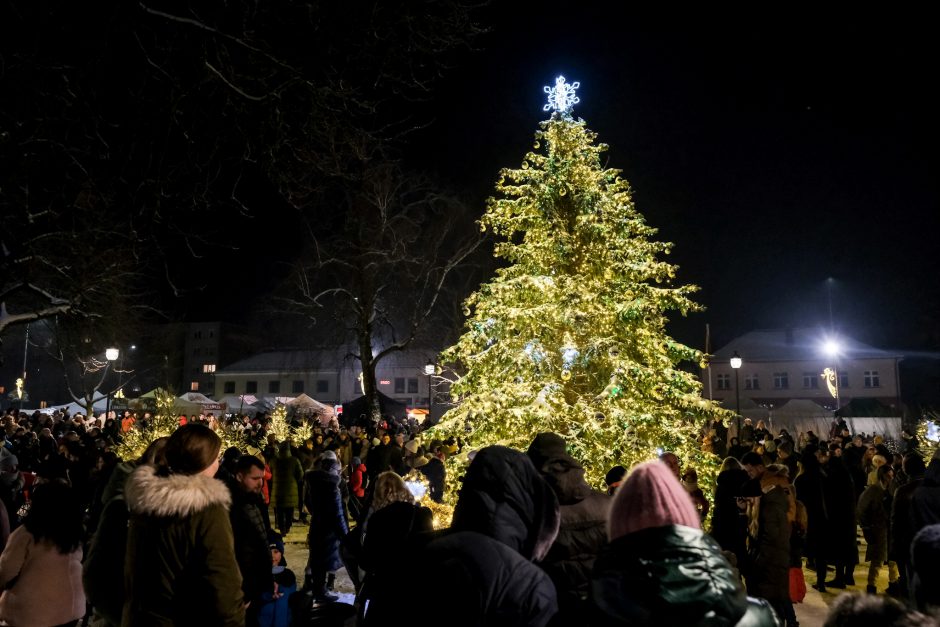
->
[0, 480, 86, 627]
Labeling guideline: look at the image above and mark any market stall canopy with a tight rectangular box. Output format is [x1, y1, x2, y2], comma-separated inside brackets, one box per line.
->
[286, 393, 336, 427]
[717, 397, 770, 420]
[766, 399, 834, 438]
[251, 396, 295, 412]
[176, 392, 223, 415]
[218, 395, 261, 416]
[287, 393, 334, 415]
[37, 394, 108, 416]
[836, 398, 903, 418]
[340, 393, 407, 427]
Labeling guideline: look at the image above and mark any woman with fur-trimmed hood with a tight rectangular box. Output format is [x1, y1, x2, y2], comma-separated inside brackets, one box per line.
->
[123, 424, 244, 627]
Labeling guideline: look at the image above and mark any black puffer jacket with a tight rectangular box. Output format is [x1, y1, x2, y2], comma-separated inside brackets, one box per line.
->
[592, 525, 779, 627]
[912, 458, 940, 533]
[365, 446, 561, 627]
[303, 466, 348, 573]
[527, 433, 609, 613]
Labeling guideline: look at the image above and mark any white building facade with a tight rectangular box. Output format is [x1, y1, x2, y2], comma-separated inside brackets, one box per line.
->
[707, 328, 902, 412]
[214, 347, 440, 409]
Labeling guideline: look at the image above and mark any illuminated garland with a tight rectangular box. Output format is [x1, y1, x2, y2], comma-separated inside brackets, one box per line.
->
[116, 389, 248, 460]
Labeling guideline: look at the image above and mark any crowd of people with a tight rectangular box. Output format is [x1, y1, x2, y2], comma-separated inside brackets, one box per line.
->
[0, 406, 936, 627]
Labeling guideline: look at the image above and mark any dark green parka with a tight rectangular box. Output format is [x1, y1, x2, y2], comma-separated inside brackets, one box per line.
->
[123, 465, 245, 627]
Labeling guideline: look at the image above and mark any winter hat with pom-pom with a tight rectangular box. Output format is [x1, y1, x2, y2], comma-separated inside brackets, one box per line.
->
[607, 460, 700, 541]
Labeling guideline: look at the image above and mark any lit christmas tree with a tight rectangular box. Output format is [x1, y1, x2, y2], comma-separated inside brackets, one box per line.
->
[434, 77, 727, 495]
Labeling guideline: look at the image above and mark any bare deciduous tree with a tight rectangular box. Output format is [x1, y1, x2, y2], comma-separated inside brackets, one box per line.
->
[281, 155, 484, 422]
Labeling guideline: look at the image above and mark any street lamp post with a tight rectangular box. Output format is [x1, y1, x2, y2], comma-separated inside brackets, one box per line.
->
[424, 361, 435, 418]
[730, 351, 743, 438]
[105, 347, 119, 420]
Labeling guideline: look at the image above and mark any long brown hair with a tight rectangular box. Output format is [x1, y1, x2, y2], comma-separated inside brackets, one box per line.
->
[158, 424, 221, 476]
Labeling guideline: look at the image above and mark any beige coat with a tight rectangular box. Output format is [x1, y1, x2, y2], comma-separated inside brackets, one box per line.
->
[0, 526, 85, 627]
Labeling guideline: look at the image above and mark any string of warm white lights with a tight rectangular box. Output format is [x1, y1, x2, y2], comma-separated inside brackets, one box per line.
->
[431, 77, 727, 504]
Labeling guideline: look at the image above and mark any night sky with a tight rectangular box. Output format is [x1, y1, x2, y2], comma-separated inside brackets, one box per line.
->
[394, 8, 940, 353]
[4, 5, 940, 406]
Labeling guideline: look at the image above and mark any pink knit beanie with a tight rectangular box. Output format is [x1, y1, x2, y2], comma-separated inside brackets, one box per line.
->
[607, 460, 701, 540]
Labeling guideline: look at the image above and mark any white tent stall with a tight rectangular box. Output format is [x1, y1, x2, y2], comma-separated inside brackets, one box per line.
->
[286, 393, 336, 426]
[176, 392, 224, 417]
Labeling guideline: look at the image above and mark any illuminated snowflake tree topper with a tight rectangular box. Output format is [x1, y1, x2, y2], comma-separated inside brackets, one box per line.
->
[543, 75, 580, 114]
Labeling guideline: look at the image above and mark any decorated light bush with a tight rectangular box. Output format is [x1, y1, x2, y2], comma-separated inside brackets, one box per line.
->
[431, 77, 729, 505]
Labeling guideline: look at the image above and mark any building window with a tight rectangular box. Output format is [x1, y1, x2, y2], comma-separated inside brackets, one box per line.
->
[864, 371, 880, 388]
[839, 371, 849, 388]
[802, 373, 819, 389]
[194, 331, 202, 339]
[193, 347, 202, 356]
[745, 374, 760, 390]
[407, 378, 419, 394]
[773, 372, 789, 389]
[209, 330, 214, 338]
[395, 378, 406, 394]
[246, 381, 258, 394]
[223, 381, 235, 394]
[203, 364, 216, 373]
[269, 381, 280, 394]
[716, 374, 730, 390]
[316, 380, 329, 394]
[190, 381, 199, 391]
[292, 380, 304, 394]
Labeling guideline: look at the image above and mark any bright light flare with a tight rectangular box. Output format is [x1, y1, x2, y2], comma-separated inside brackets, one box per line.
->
[823, 340, 841, 357]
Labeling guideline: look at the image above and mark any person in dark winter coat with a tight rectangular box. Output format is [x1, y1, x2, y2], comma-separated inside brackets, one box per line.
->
[419, 448, 446, 504]
[746, 464, 792, 624]
[84, 437, 169, 627]
[820, 450, 859, 588]
[359, 472, 433, 624]
[366, 445, 561, 627]
[710, 457, 749, 567]
[303, 455, 348, 602]
[911, 451, 940, 534]
[592, 460, 779, 627]
[123, 424, 244, 627]
[230, 455, 276, 627]
[526, 432, 610, 620]
[269, 442, 303, 535]
[911, 523, 940, 612]
[794, 447, 830, 591]
[857, 464, 899, 594]
[891, 453, 927, 600]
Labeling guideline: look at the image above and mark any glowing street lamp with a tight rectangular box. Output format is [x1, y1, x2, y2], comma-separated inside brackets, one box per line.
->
[425, 361, 435, 415]
[730, 351, 743, 436]
[105, 348, 119, 419]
